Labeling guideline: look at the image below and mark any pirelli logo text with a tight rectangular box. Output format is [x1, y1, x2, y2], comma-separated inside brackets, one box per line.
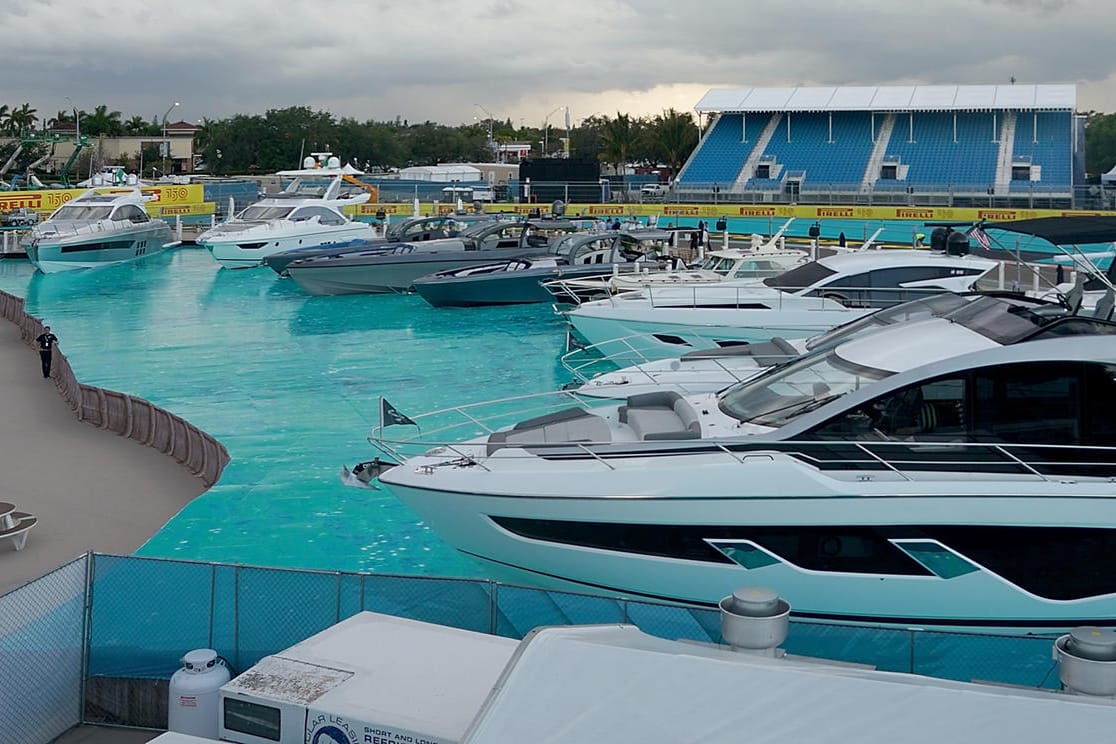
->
[896, 209, 935, 219]
[0, 194, 43, 211]
[817, 208, 854, 218]
[161, 206, 192, 216]
[736, 207, 776, 216]
[664, 206, 699, 216]
[977, 210, 1017, 220]
[587, 206, 625, 215]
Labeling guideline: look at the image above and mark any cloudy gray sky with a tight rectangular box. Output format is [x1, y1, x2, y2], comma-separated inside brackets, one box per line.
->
[2, 0, 1112, 129]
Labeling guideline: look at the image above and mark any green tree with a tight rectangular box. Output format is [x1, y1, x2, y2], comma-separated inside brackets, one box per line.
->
[1085, 112, 1116, 176]
[80, 105, 124, 137]
[646, 108, 699, 176]
[8, 103, 37, 134]
[123, 115, 154, 135]
[600, 113, 639, 186]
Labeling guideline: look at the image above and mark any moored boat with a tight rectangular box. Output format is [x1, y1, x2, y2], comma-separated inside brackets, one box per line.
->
[197, 157, 378, 269]
[24, 188, 175, 273]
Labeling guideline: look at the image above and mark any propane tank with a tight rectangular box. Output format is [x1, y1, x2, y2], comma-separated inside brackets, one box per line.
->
[168, 648, 231, 737]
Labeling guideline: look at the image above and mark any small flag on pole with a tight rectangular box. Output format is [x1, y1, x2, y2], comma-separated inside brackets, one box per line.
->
[380, 397, 417, 427]
[968, 225, 992, 251]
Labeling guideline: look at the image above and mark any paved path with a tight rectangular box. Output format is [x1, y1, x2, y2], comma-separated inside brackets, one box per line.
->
[0, 320, 207, 594]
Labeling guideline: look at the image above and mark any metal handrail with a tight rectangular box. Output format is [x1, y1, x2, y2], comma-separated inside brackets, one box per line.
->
[364, 390, 1116, 478]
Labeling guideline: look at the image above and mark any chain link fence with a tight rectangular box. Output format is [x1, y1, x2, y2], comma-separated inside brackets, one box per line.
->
[0, 552, 1069, 740]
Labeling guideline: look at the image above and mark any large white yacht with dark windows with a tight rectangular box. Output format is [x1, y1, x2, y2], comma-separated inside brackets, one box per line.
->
[562, 248, 999, 357]
[198, 157, 377, 269]
[25, 188, 175, 273]
[569, 292, 1104, 398]
[373, 315, 1116, 634]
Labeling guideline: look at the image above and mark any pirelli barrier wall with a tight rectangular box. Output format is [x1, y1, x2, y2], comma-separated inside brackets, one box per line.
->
[354, 201, 1116, 223]
[0, 184, 215, 221]
[0, 291, 230, 487]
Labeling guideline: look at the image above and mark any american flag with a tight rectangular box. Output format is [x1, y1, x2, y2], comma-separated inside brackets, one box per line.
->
[968, 225, 992, 251]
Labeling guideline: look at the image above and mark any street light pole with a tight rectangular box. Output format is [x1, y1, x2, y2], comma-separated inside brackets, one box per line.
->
[161, 101, 180, 177]
[542, 106, 562, 157]
[473, 103, 495, 158]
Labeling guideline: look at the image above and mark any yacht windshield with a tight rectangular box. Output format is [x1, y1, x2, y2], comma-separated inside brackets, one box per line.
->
[762, 261, 836, 291]
[239, 206, 295, 221]
[942, 295, 1073, 343]
[718, 349, 890, 427]
[699, 255, 737, 275]
[804, 293, 972, 351]
[51, 205, 113, 221]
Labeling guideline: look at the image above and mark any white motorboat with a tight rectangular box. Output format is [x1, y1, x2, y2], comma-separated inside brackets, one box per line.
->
[24, 188, 175, 273]
[567, 291, 990, 398]
[198, 156, 377, 269]
[563, 249, 999, 358]
[545, 222, 810, 306]
[373, 320, 1116, 633]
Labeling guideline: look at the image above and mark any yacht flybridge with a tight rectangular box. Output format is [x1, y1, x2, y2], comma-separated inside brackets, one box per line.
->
[198, 156, 377, 269]
[372, 318, 1116, 633]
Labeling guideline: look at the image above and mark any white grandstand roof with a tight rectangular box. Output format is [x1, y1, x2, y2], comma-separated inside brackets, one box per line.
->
[695, 84, 1076, 113]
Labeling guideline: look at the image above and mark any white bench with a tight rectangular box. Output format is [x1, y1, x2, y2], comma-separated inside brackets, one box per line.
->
[0, 511, 37, 552]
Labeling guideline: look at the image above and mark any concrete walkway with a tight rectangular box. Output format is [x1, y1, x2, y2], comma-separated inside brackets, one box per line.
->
[0, 320, 208, 594]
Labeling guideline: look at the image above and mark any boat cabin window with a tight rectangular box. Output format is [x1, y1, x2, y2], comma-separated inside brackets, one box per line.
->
[802, 361, 1116, 445]
[762, 261, 837, 291]
[718, 349, 890, 427]
[239, 205, 295, 221]
[289, 206, 345, 225]
[51, 205, 114, 221]
[111, 204, 149, 223]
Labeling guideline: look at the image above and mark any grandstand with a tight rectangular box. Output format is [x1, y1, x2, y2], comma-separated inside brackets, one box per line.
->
[677, 85, 1083, 207]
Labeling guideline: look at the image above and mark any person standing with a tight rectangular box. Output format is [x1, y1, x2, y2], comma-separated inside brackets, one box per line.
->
[36, 325, 59, 379]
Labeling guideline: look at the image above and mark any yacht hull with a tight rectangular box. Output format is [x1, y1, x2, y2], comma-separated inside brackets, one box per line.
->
[287, 248, 545, 296]
[566, 303, 865, 357]
[414, 265, 620, 307]
[380, 449, 1116, 633]
[26, 224, 174, 273]
[201, 224, 376, 269]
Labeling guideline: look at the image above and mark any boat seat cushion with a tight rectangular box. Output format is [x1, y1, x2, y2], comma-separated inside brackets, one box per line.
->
[619, 391, 702, 440]
[487, 407, 611, 453]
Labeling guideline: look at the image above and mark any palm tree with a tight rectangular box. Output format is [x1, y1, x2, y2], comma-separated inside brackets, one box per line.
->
[0, 105, 10, 136]
[649, 109, 699, 177]
[123, 115, 151, 135]
[80, 105, 123, 137]
[600, 113, 639, 191]
[8, 103, 37, 134]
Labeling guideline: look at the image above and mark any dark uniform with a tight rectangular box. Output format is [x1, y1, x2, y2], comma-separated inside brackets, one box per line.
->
[36, 327, 59, 378]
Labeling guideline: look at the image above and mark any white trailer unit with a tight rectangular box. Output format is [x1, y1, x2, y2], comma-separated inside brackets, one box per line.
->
[462, 625, 1116, 744]
[218, 611, 518, 744]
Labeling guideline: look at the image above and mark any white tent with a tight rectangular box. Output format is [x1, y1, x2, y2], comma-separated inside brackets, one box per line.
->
[398, 164, 483, 182]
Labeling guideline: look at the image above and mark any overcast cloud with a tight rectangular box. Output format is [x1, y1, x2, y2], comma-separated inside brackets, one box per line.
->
[1, 0, 1112, 129]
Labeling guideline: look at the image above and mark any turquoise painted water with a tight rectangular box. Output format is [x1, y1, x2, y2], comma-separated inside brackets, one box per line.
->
[0, 249, 574, 578]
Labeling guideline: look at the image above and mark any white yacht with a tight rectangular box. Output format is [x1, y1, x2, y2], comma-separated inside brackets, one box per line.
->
[24, 188, 175, 273]
[198, 157, 377, 269]
[563, 249, 999, 358]
[545, 227, 809, 306]
[372, 321, 1116, 634]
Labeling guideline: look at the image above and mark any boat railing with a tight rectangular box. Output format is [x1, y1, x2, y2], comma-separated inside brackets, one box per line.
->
[370, 420, 1116, 479]
[559, 332, 787, 387]
[32, 218, 144, 240]
[636, 283, 963, 312]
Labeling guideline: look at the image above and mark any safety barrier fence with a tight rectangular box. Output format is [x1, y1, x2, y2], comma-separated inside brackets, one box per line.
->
[0, 290, 229, 487]
[0, 553, 1063, 743]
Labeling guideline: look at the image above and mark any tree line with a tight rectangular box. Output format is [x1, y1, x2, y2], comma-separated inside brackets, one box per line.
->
[3, 101, 1116, 179]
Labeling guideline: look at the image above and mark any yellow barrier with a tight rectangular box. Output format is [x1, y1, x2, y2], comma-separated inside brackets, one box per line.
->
[159, 202, 216, 218]
[0, 184, 208, 217]
[353, 202, 1116, 222]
